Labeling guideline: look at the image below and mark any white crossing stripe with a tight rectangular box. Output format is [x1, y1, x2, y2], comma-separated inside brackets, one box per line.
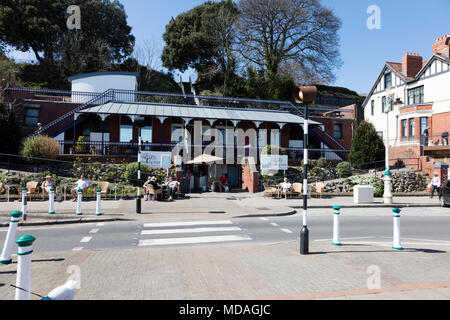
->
[138, 235, 251, 247]
[143, 220, 233, 228]
[141, 226, 242, 235]
[72, 247, 84, 251]
[80, 237, 92, 243]
[270, 223, 280, 227]
[89, 228, 100, 234]
[281, 228, 293, 234]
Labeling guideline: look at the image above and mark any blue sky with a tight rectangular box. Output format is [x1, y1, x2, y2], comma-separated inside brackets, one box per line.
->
[9, 0, 450, 95]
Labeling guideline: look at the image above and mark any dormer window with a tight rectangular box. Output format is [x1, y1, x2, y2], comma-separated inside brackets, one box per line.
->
[384, 72, 392, 89]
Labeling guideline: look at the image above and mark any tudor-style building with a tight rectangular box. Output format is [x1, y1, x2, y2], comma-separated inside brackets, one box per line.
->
[363, 33, 450, 176]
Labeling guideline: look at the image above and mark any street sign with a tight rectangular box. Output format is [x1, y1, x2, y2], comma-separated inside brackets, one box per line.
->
[140, 151, 172, 169]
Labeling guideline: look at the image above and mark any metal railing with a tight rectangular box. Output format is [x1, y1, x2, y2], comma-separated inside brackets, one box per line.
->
[4, 87, 102, 104]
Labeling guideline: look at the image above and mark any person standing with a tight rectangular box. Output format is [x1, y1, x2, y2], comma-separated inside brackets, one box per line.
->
[441, 131, 449, 146]
[430, 172, 441, 199]
[423, 127, 430, 146]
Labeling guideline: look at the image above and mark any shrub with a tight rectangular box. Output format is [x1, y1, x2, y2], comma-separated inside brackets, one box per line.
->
[124, 162, 150, 186]
[337, 161, 352, 177]
[261, 145, 287, 155]
[349, 121, 385, 168]
[20, 135, 60, 161]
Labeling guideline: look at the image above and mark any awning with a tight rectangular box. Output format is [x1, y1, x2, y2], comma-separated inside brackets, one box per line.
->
[78, 102, 319, 126]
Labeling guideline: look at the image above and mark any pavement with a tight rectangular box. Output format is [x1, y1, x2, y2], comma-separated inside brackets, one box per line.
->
[1, 237, 450, 300]
[0, 191, 442, 226]
[0, 192, 449, 301]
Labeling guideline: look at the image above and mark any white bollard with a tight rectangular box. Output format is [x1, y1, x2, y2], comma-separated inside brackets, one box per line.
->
[76, 188, 82, 216]
[42, 280, 77, 300]
[15, 235, 36, 300]
[392, 208, 403, 250]
[0, 211, 23, 265]
[332, 206, 342, 246]
[95, 188, 103, 216]
[21, 187, 28, 221]
[48, 188, 56, 215]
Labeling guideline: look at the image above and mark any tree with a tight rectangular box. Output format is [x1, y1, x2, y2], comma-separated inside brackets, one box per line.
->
[236, 0, 342, 82]
[0, 0, 135, 88]
[0, 102, 21, 154]
[161, 0, 240, 95]
[348, 121, 385, 168]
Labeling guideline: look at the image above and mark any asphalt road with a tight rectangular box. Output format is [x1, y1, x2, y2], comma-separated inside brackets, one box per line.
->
[1, 207, 449, 254]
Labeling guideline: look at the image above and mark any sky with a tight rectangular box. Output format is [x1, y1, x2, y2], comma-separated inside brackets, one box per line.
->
[8, 0, 450, 95]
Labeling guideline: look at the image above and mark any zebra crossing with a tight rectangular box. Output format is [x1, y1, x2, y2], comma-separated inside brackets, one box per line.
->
[137, 220, 252, 247]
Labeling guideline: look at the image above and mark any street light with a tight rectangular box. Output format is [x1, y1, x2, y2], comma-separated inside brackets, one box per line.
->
[294, 86, 317, 255]
[383, 86, 403, 205]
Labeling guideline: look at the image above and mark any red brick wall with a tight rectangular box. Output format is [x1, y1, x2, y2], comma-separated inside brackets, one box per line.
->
[402, 53, 423, 77]
[432, 34, 450, 57]
[311, 117, 356, 150]
[431, 112, 450, 144]
[241, 161, 259, 193]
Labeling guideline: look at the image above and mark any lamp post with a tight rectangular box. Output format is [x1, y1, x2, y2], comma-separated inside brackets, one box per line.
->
[294, 86, 317, 256]
[383, 87, 403, 205]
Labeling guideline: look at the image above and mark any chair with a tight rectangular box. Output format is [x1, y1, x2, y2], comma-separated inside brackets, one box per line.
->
[147, 184, 162, 201]
[263, 182, 277, 198]
[98, 182, 110, 196]
[291, 183, 303, 199]
[26, 181, 39, 201]
[314, 182, 325, 198]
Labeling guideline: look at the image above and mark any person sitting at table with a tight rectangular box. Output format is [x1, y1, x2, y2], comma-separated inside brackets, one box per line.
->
[42, 175, 57, 193]
[280, 177, 292, 199]
[219, 174, 230, 192]
[167, 177, 180, 201]
[71, 175, 90, 202]
[143, 176, 161, 201]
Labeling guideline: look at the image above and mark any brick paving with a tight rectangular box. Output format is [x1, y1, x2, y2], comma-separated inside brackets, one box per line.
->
[1, 239, 450, 300]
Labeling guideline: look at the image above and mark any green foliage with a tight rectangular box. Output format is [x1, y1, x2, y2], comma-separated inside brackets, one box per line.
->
[336, 161, 352, 178]
[261, 145, 287, 156]
[0, 102, 21, 154]
[244, 68, 295, 101]
[0, 0, 135, 88]
[20, 135, 60, 161]
[348, 175, 384, 197]
[75, 136, 88, 154]
[349, 121, 385, 168]
[123, 162, 150, 186]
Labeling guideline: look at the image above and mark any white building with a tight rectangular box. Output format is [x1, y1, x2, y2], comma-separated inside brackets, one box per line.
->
[363, 34, 450, 173]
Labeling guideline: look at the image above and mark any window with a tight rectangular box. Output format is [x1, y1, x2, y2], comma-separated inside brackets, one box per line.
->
[270, 129, 280, 146]
[333, 123, 343, 139]
[141, 126, 152, 143]
[420, 117, 428, 136]
[120, 116, 133, 142]
[371, 100, 374, 116]
[171, 124, 184, 143]
[409, 118, 415, 139]
[384, 73, 392, 89]
[407, 86, 424, 105]
[377, 131, 383, 140]
[381, 96, 386, 113]
[401, 119, 407, 140]
[24, 108, 39, 127]
[258, 129, 267, 149]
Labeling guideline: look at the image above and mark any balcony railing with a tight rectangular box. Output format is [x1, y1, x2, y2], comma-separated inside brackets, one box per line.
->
[4, 87, 102, 104]
[57, 140, 349, 162]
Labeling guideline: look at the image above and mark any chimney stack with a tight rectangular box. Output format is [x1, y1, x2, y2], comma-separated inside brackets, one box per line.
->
[432, 33, 450, 57]
[402, 52, 423, 77]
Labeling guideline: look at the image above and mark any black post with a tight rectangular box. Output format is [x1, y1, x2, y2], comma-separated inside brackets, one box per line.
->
[300, 104, 309, 255]
[136, 129, 142, 214]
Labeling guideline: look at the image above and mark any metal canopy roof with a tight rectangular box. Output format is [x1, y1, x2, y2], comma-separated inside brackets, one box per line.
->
[79, 102, 318, 125]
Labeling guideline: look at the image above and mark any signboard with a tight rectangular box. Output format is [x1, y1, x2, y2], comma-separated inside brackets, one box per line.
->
[260, 155, 288, 171]
[140, 151, 172, 169]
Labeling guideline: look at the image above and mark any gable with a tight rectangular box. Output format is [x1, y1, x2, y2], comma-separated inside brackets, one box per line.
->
[416, 55, 450, 80]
